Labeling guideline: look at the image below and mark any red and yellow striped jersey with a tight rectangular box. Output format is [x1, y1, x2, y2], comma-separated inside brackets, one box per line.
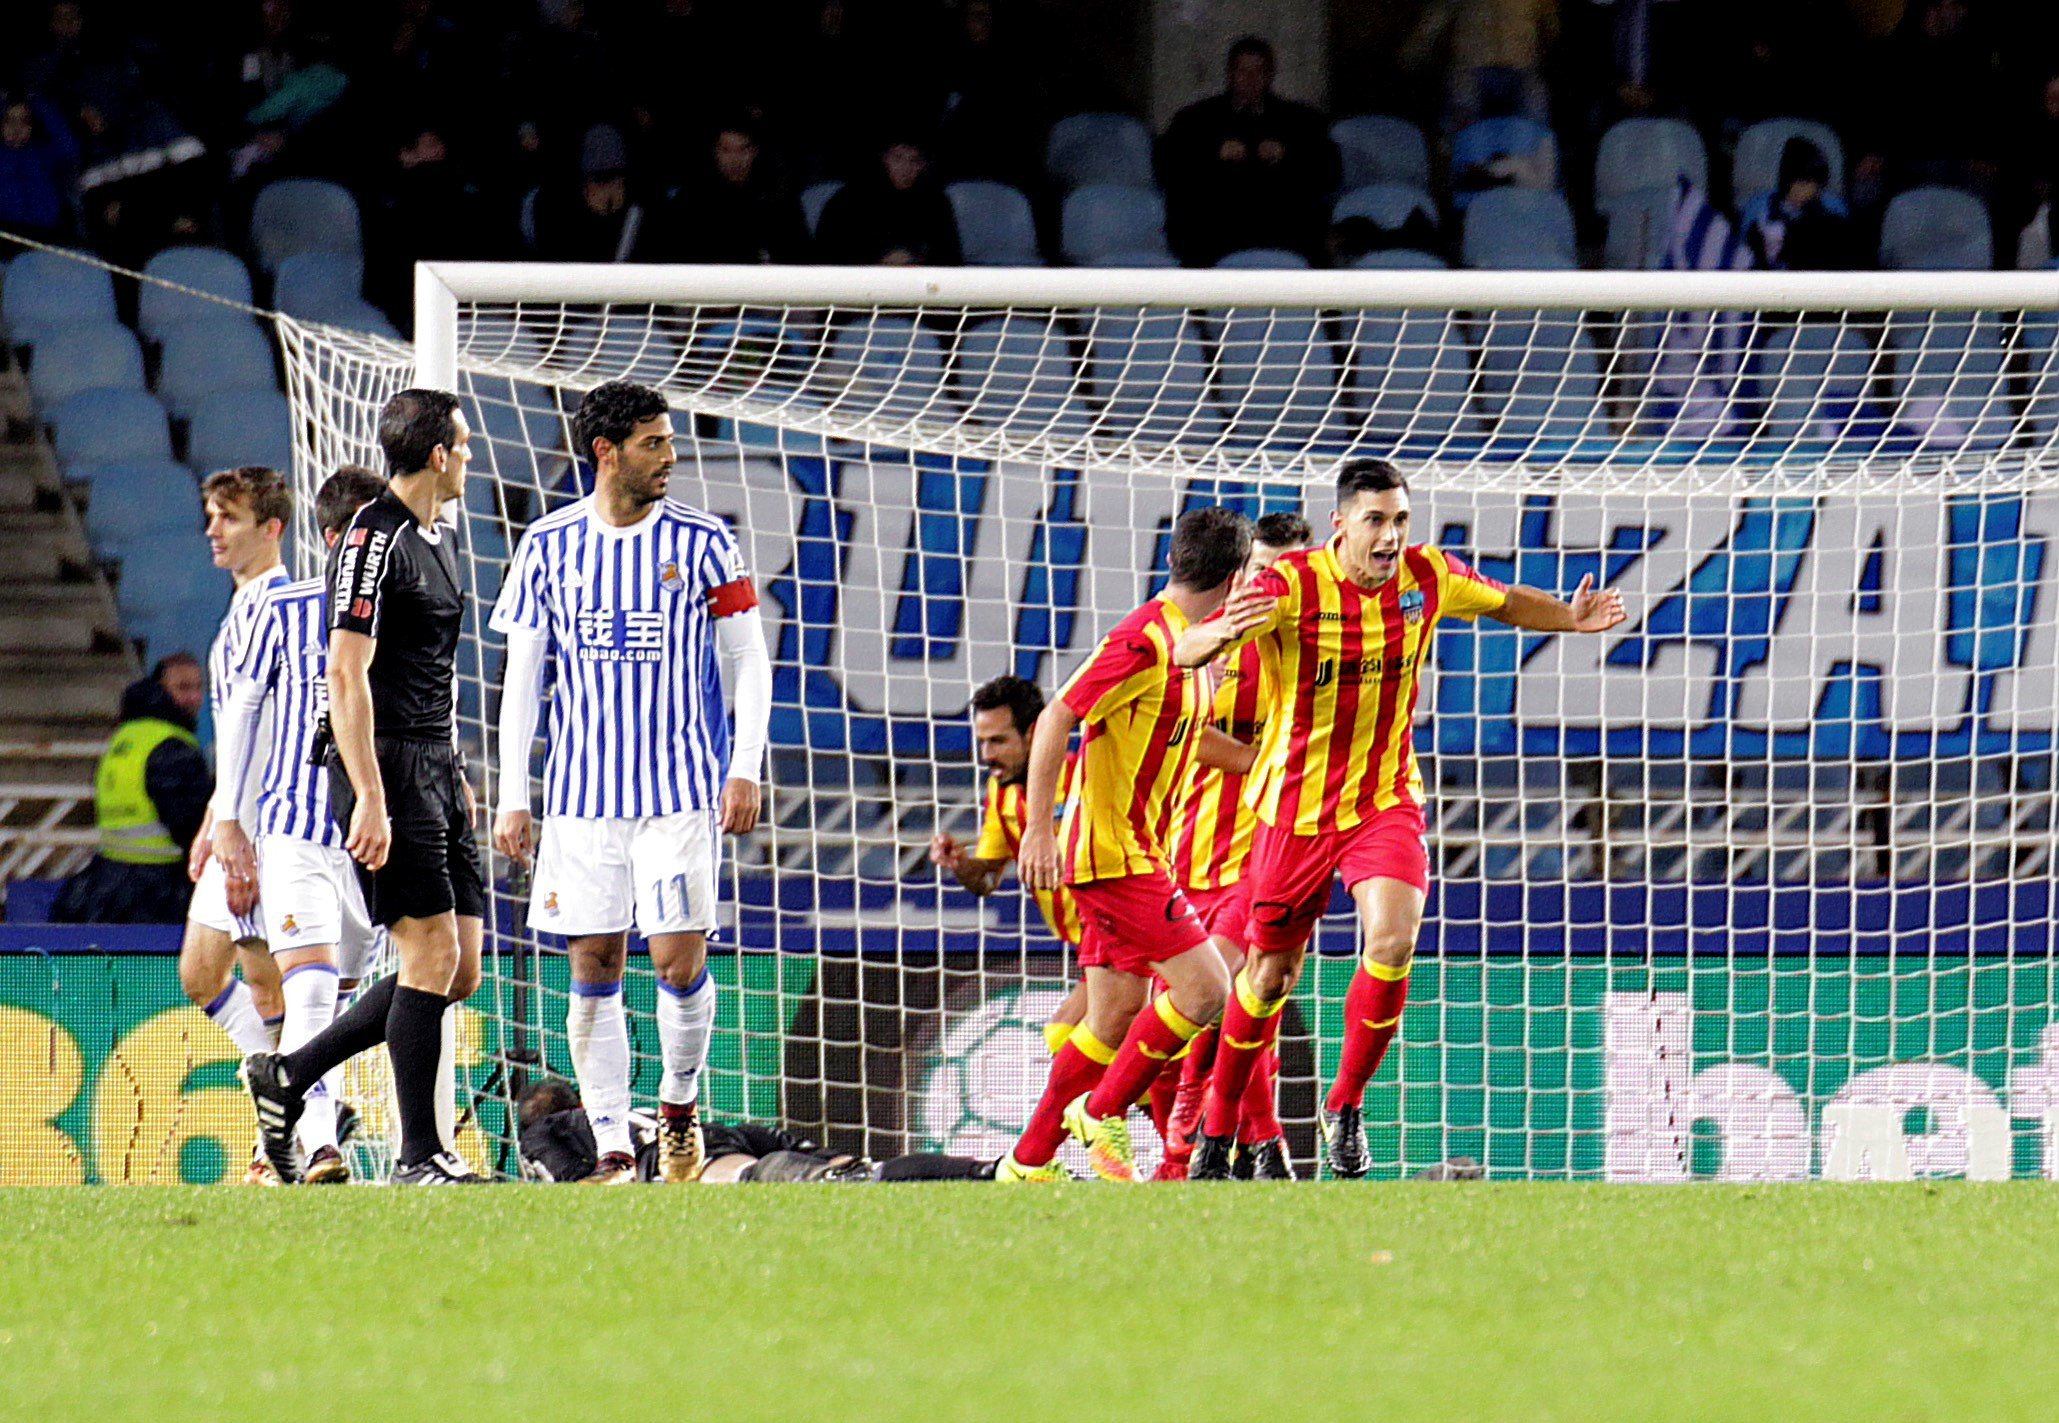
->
[1235, 540, 1507, 833]
[974, 756, 1084, 945]
[1056, 594, 1210, 885]
[1170, 640, 1271, 891]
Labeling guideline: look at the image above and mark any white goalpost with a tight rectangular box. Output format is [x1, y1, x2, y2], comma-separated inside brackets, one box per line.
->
[275, 262, 2059, 1181]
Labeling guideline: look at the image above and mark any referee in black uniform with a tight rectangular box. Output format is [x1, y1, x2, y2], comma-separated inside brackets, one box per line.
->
[248, 389, 488, 1184]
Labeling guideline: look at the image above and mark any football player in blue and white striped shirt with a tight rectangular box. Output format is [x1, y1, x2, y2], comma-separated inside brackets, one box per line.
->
[492, 380, 773, 1186]
[210, 466, 388, 1183]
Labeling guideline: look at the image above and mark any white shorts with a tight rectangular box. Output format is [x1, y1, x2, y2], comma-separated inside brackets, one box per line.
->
[529, 812, 722, 938]
[188, 856, 265, 944]
[258, 834, 380, 979]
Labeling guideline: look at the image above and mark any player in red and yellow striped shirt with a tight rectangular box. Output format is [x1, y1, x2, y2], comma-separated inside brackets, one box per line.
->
[997, 508, 1259, 1183]
[1176, 459, 1627, 1179]
[1162, 512, 1312, 1179]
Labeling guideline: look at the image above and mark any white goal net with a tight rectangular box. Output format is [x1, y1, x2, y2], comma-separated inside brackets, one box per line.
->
[278, 264, 2059, 1181]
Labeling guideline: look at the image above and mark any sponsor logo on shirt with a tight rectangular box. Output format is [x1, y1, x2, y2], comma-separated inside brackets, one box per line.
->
[574, 607, 665, 662]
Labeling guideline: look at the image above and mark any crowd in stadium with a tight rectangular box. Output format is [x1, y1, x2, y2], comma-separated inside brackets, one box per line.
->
[2, 0, 2057, 328]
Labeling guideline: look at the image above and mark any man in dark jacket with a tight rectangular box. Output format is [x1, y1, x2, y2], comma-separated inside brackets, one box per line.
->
[54, 655, 212, 924]
[1159, 35, 1338, 266]
[814, 134, 961, 266]
[662, 122, 809, 265]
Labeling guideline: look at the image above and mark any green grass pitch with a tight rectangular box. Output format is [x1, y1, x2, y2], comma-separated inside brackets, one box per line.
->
[1, 1183, 2052, 1421]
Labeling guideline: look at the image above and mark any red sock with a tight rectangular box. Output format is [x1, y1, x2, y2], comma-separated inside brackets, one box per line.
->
[1163, 1025, 1216, 1165]
[1238, 1045, 1283, 1145]
[1202, 970, 1287, 1139]
[1084, 996, 1205, 1120]
[1146, 1064, 1177, 1144]
[1013, 1029, 1113, 1165]
[1326, 962, 1410, 1114]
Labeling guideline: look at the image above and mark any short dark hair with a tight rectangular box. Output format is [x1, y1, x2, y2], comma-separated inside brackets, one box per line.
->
[201, 465, 292, 527]
[1254, 511, 1312, 548]
[574, 380, 671, 465]
[1336, 457, 1409, 505]
[1227, 35, 1274, 67]
[378, 388, 462, 476]
[970, 674, 1045, 734]
[315, 464, 387, 538]
[516, 1076, 581, 1130]
[152, 651, 200, 678]
[1167, 507, 1252, 590]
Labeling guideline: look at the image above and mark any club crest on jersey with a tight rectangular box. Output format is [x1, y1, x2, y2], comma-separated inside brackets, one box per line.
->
[660, 560, 685, 594]
[281, 914, 298, 934]
[1399, 589, 1425, 624]
[543, 891, 559, 915]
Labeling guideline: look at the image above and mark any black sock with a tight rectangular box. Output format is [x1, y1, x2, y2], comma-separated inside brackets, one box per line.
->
[280, 974, 398, 1089]
[387, 985, 448, 1166]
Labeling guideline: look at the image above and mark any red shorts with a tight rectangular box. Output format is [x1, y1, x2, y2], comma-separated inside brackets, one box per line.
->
[1184, 879, 1253, 946]
[1071, 869, 1212, 978]
[1243, 806, 1429, 954]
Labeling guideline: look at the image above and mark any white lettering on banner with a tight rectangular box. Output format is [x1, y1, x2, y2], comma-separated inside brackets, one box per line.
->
[2002, 1024, 2059, 1182]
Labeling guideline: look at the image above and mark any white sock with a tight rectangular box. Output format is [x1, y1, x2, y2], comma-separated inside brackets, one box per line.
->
[280, 963, 340, 1154]
[657, 969, 717, 1106]
[435, 1007, 459, 1154]
[203, 980, 274, 1058]
[567, 979, 634, 1157]
[264, 1014, 284, 1049]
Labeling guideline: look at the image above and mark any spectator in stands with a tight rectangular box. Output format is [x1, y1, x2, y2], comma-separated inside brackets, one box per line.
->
[526, 122, 658, 262]
[2010, 72, 2059, 268]
[932, 0, 1049, 187]
[1745, 136, 1858, 269]
[1159, 36, 1338, 267]
[1401, 0, 1558, 130]
[1326, 208, 1443, 267]
[1854, 0, 2006, 201]
[52, 655, 211, 925]
[814, 134, 961, 266]
[0, 95, 79, 243]
[663, 122, 808, 265]
[1449, 68, 1559, 203]
[71, 63, 208, 267]
[1705, 5, 1859, 143]
[368, 121, 496, 319]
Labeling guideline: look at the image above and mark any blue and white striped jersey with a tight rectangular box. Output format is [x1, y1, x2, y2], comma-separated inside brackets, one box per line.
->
[210, 567, 288, 824]
[490, 497, 758, 820]
[233, 576, 345, 849]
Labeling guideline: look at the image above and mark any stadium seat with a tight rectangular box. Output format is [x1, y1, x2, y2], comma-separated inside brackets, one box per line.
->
[464, 373, 568, 492]
[1215, 248, 1310, 269]
[1350, 250, 1446, 269]
[1045, 112, 1155, 191]
[139, 246, 255, 342]
[1602, 186, 1679, 270]
[1331, 182, 1438, 231]
[2025, 310, 2059, 451]
[549, 316, 685, 386]
[26, 324, 146, 410]
[310, 299, 403, 340]
[1448, 117, 1557, 210]
[1472, 310, 1608, 445]
[1732, 119, 1846, 208]
[187, 388, 294, 475]
[817, 316, 950, 422]
[154, 319, 278, 422]
[954, 314, 1089, 433]
[1061, 185, 1169, 265]
[1, 251, 118, 346]
[1208, 306, 1337, 450]
[1748, 320, 1878, 446]
[1617, 311, 1751, 440]
[1331, 115, 1433, 192]
[1887, 312, 2011, 450]
[1879, 187, 1992, 271]
[1085, 309, 1223, 444]
[1462, 188, 1577, 269]
[249, 178, 363, 272]
[75, 460, 201, 561]
[1594, 118, 1707, 210]
[49, 388, 173, 466]
[1085, 250, 1179, 268]
[118, 534, 227, 660]
[800, 180, 842, 237]
[1342, 306, 1481, 448]
[272, 251, 365, 322]
[946, 181, 1041, 266]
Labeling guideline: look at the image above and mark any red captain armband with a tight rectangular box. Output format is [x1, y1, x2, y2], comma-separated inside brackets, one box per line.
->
[708, 577, 760, 617]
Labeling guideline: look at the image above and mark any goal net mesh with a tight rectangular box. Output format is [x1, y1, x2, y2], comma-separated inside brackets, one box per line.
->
[280, 284, 2059, 1182]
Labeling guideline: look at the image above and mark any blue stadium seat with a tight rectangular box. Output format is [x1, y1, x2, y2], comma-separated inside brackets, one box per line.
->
[817, 316, 950, 422]
[1602, 186, 1679, 270]
[1732, 119, 1845, 209]
[249, 178, 363, 272]
[1061, 185, 1168, 264]
[1472, 311, 1607, 445]
[187, 388, 293, 475]
[1085, 249, 1179, 269]
[548, 317, 684, 386]
[2, 252, 118, 346]
[1209, 306, 1337, 450]
[1617, 311, 1751, 440]
[1045, 112, 1155, 191]
[120, 536, 228, 661]
[1887, 312, 2011, 450]
[1748, 321, 1878, 447]
[464, 372, 568, 493]
[312, 299, 403, 340]
[1350, 250, 1447, 269]
[272, 251, 365, 323]
[1331, 183, 1437, 230]
[1594, 118, 1707, 210]
[1342, 307, 1480, 448]
[27, 324, 145, 410]
[947, 181, 1041, 266]
[2025, 311, 2059, 451]
[1085, 309, 1223, 444]
[155, 320, 277, 422]
[75, 460, 201, 561]
[1331, 115, 1432, 192]
[800, 181, 842, 237]
[1462, 188, 1577, 269]
[1215, 248, 1310, 269]
[139, 247, 255, 342]
[1880, 187, 1991, 271]
[49, 388, 173, 466]
[1448, 117, 1557, 210]
[954, 315, 1088, 433]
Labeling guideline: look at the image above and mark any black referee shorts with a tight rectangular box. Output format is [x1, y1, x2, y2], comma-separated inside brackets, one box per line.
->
[328, 738, 486, 927]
